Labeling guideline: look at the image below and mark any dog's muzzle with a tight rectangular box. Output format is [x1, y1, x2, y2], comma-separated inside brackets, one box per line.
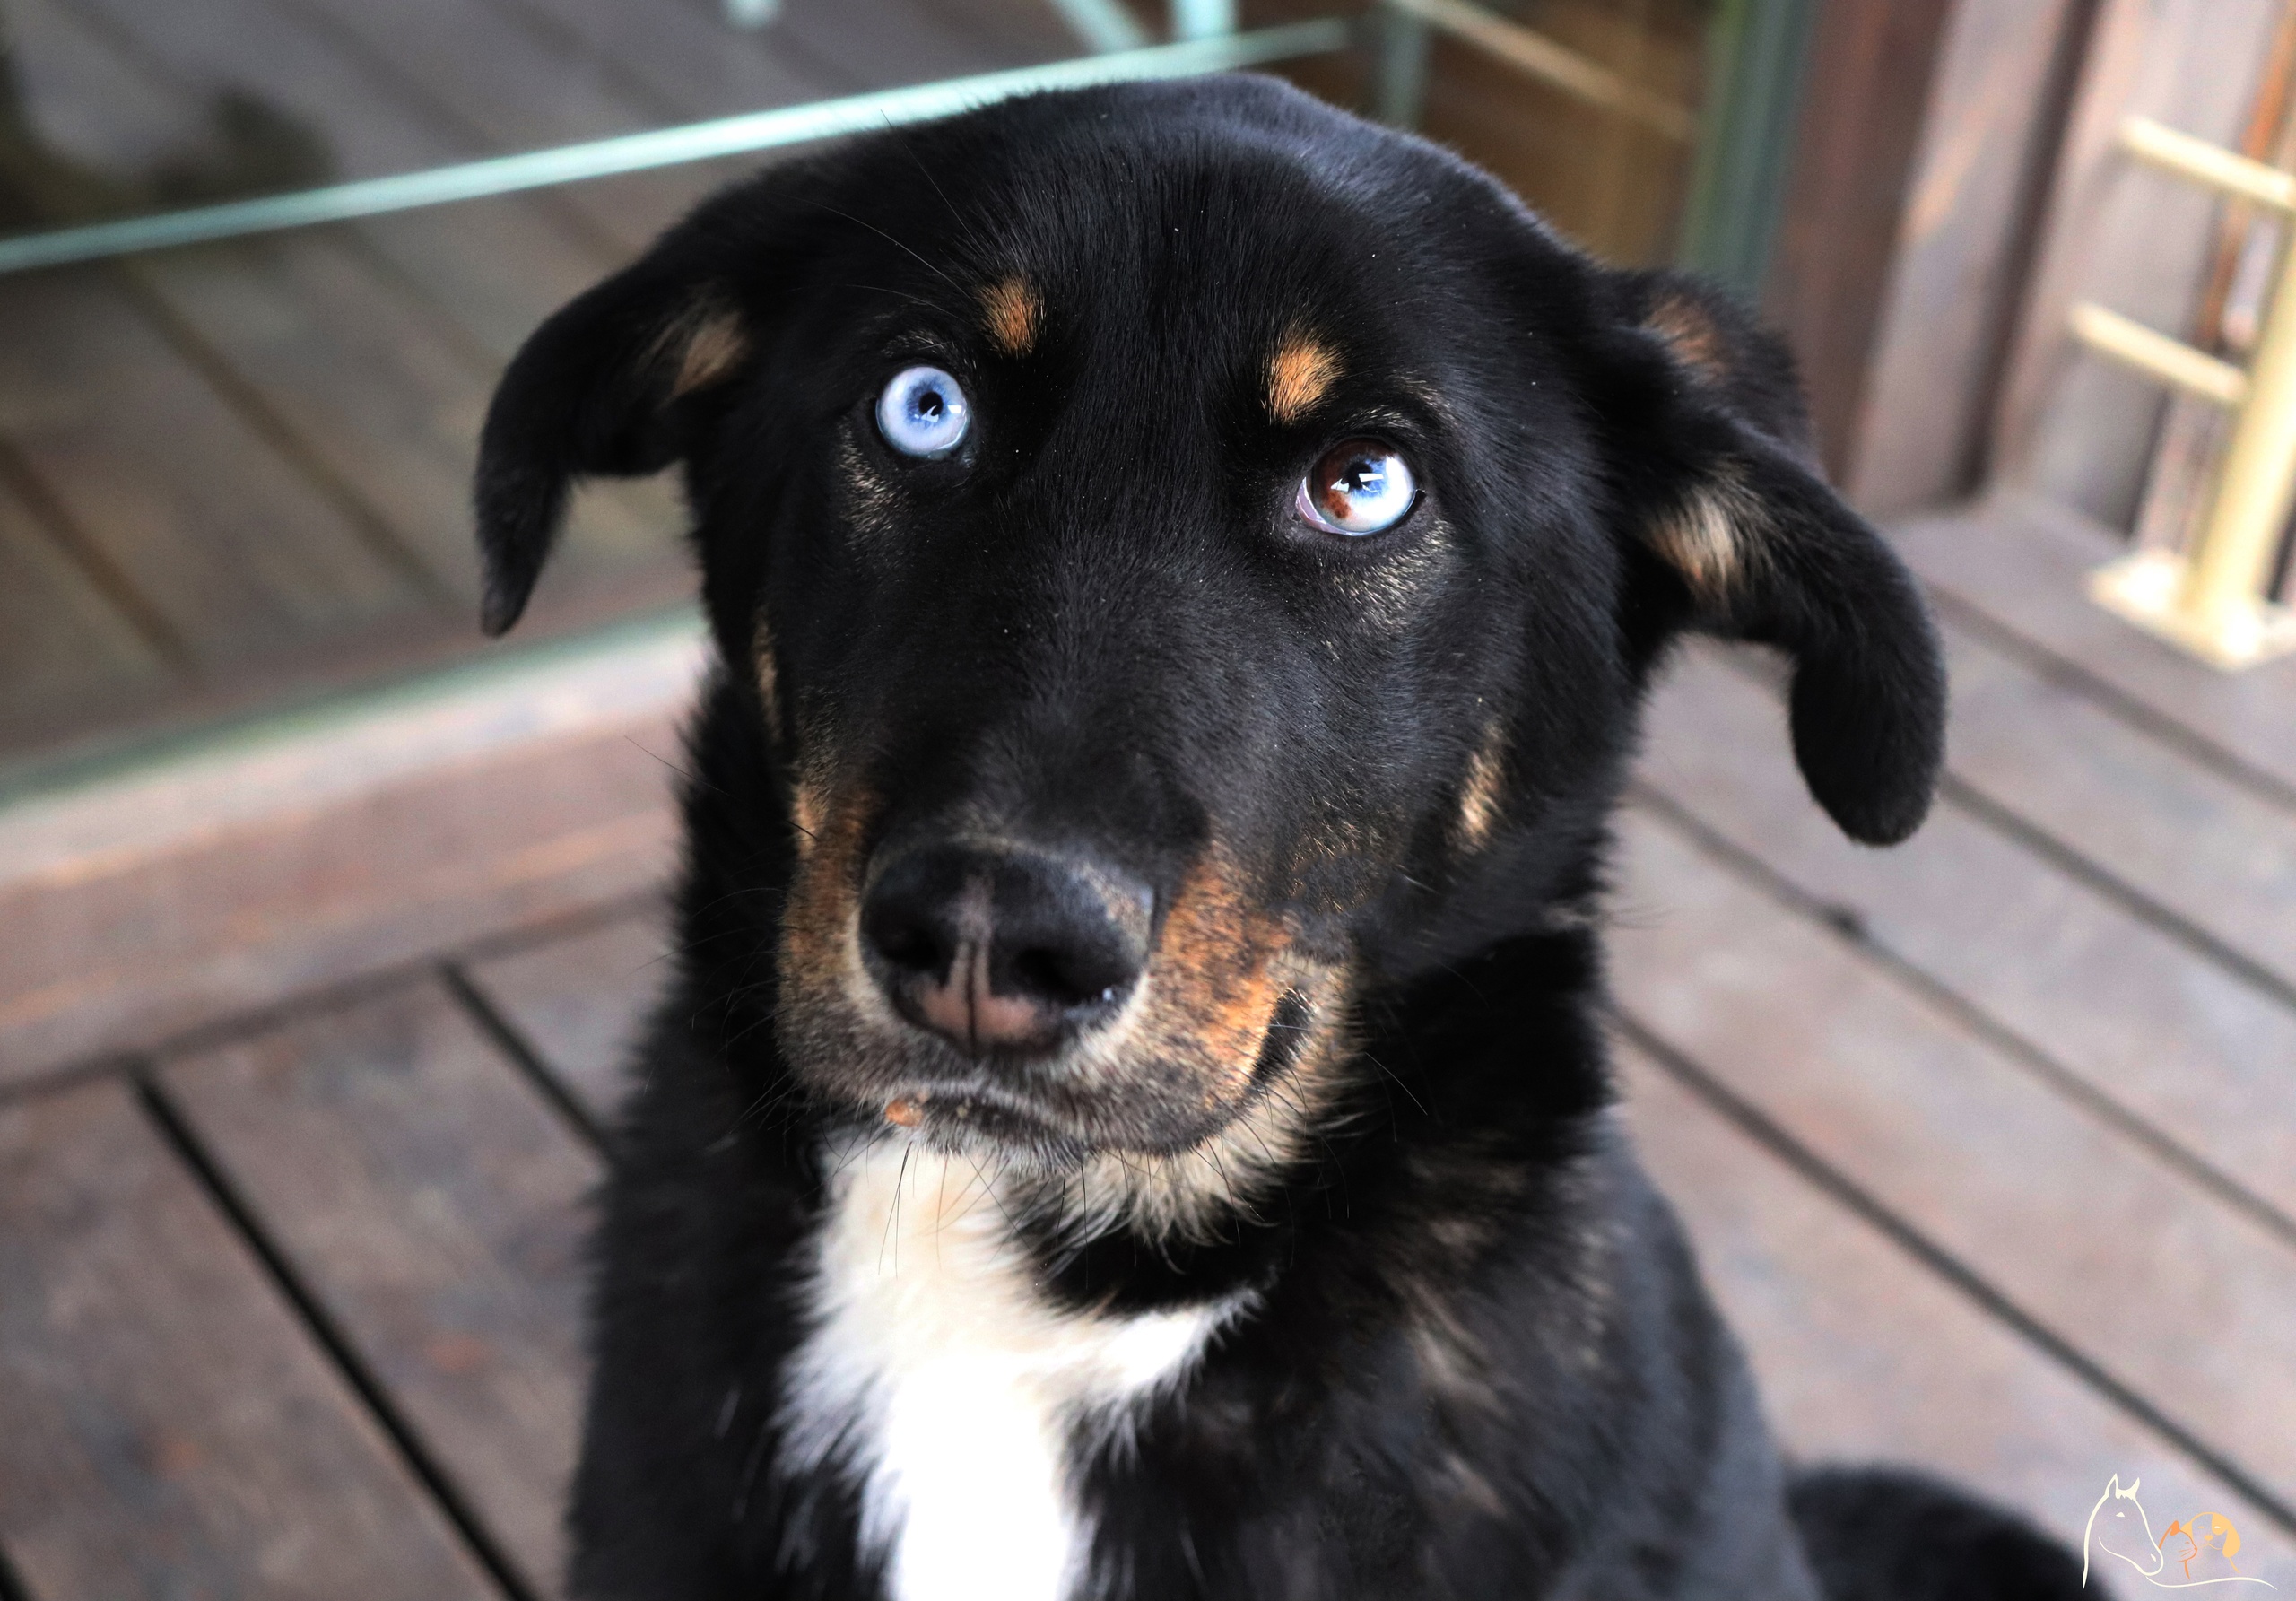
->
[859, 840, 1153, 1057]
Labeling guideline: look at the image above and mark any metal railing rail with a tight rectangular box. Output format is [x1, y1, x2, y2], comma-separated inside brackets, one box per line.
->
[0, 0, 1699, 281]
[2071, 115, 2296, 670]
[0, 21, 1348, 278]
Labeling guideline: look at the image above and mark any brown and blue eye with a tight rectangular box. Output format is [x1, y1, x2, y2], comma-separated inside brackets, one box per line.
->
[876, 365, 970, 457]
[1296, 440, 1417, 535]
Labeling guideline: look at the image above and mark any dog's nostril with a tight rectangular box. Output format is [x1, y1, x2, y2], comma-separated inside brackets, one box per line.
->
[1006, 940, 1127, 1012]
[859, 843, 1151, 1056]
[862, 903, 955, 981]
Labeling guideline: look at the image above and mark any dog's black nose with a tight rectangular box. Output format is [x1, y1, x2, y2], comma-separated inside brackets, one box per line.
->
[860, 843, 1152, 1056]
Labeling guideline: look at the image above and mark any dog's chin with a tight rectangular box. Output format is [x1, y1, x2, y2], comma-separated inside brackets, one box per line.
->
[787, 1031, 1247, 1172]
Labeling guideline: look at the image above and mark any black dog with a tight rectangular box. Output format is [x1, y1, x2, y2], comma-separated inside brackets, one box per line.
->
[474, 74, 2093, 1600]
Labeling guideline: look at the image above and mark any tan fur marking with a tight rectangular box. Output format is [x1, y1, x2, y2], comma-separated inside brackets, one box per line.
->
[790, 779, 828, 857]
[780, 781, 874, 991]
[1454, 722, 1509, 854]
[1266, 331, 1340, 423]
[752, 614, 782, 742]
[666, 304, 751, 397]
[1646, 480, 1761, 606]
[1643, 291, 1729, 384]
[981, 277, 1042, 356]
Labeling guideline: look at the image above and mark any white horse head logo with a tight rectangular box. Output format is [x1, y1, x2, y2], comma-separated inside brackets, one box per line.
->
[2083, 1476, 2275, 1589]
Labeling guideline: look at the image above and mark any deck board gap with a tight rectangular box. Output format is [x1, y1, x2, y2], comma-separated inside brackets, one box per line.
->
[1611, 1009, 2296, 1538]
[1705, 644, 2296, 1019]
[470, 0, 694, 126]
[1935, 772, 2296, 1022]
[439, 961, 613, 1158]
[114, 264, 462, 608]
[0, 434, 196, 669]
[1922, 579, 2296, 820]
[1625, 783, 2296, 1257]
[127, 1067, 546, 1601]
[0, 1055, 133, 1112]
[253, 0, 649, 263]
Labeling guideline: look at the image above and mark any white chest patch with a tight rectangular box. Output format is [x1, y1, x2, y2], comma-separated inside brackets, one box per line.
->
[777, 1138, 1236, 1601]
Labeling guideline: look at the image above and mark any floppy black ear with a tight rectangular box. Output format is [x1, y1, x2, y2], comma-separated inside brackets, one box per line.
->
[473, 246, 752, 634]
[1596, 271, 1946, 847]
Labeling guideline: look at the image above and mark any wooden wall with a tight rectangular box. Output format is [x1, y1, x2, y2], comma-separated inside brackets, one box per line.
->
[1243, 0, 1709, 266]
[1837, 0, 2100, 517]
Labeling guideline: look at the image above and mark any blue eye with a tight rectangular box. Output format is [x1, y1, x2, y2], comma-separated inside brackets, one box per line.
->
[875, 365, 970, 457]
[1296, 440, 1417, 535]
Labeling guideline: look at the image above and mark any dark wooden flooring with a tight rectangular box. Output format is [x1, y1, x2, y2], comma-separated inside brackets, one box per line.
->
[1, 499, 2292, 1597]
[0, 0, 1072, 782]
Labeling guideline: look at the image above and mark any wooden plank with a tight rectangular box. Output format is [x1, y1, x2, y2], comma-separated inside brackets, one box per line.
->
[1845, 0, 2093, 517]
[266, 0, 719, 252]
[1893, 500, 2296, 800]
[0, 267, 426, 668]
[63, 0, 627, 355]
[0, 1079, 498, 1601]
[1990, 0, 2282, 531]
[697, 0, 1060, 95]
[159, 979, 603, 1601]
[55, 0, 684, 605]
[1636, 643, 2296, 1230]
[1933, 598, 2296, 998]
[461, 908, 669, 1128]
[1608, 803, 2296, 1512]
[0, 474, 174, 759]
[5, 0, 201, 176]
[1618, 1039, 2293, 1578]
[501, 0, 848, 122]
[0, 620, 695, 1084]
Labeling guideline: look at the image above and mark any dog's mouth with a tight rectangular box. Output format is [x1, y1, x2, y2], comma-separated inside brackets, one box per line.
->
[833, 979, 1327, 1165]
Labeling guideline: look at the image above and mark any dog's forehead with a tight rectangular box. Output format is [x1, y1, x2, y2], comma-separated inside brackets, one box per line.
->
[925, 110, 1448, 368]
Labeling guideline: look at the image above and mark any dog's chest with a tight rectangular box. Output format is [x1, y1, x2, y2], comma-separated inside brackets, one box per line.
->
[778, 1141, 1226, 1601]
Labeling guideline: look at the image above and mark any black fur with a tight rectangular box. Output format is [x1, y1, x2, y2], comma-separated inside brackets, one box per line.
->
[474, 76, 2080, 1600]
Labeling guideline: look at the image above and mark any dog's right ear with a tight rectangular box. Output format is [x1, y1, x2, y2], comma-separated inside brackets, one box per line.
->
[474, 247, 753, 634]
[1584, 270, 1947, 847]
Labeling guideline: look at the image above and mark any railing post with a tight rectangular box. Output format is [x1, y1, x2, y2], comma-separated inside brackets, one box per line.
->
[1170, 0, 1237, 41]
[2182, 228, 2296, 640]
[1373, 4, 1431, 129]
[2074, 117, 2296, 670]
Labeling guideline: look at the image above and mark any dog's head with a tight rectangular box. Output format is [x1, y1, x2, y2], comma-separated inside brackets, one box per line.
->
[475, 77, 1942, 1190]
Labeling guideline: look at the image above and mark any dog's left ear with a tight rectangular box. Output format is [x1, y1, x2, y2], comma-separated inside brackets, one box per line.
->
[1588, 269, 1946, 847]
[473, 240, 754, 634]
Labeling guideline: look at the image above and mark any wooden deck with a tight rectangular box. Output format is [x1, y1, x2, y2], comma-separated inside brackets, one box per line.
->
[0, 0, 1071, 779]
[2, 497, 2292, 1597]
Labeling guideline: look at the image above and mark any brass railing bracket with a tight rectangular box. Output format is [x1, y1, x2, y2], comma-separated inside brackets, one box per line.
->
[2067, 116, 2296, 671]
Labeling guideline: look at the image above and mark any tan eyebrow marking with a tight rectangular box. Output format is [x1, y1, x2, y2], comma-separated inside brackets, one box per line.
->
[1266, 330, 1341, 423]
[1643, 291, 1730, 384]
[980, 277, 1042, 356]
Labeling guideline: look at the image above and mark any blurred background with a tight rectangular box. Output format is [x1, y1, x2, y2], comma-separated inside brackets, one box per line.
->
[2, 2, 2292, 1597]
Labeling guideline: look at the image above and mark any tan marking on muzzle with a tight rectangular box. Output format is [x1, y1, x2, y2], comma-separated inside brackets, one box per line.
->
[1266, 329, 1340, 424]
[1129, 845, 1296, 1101]
[980, 277, 1042, 357]
[782, 778, 869, 979]
[752, 614, 782, 742]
